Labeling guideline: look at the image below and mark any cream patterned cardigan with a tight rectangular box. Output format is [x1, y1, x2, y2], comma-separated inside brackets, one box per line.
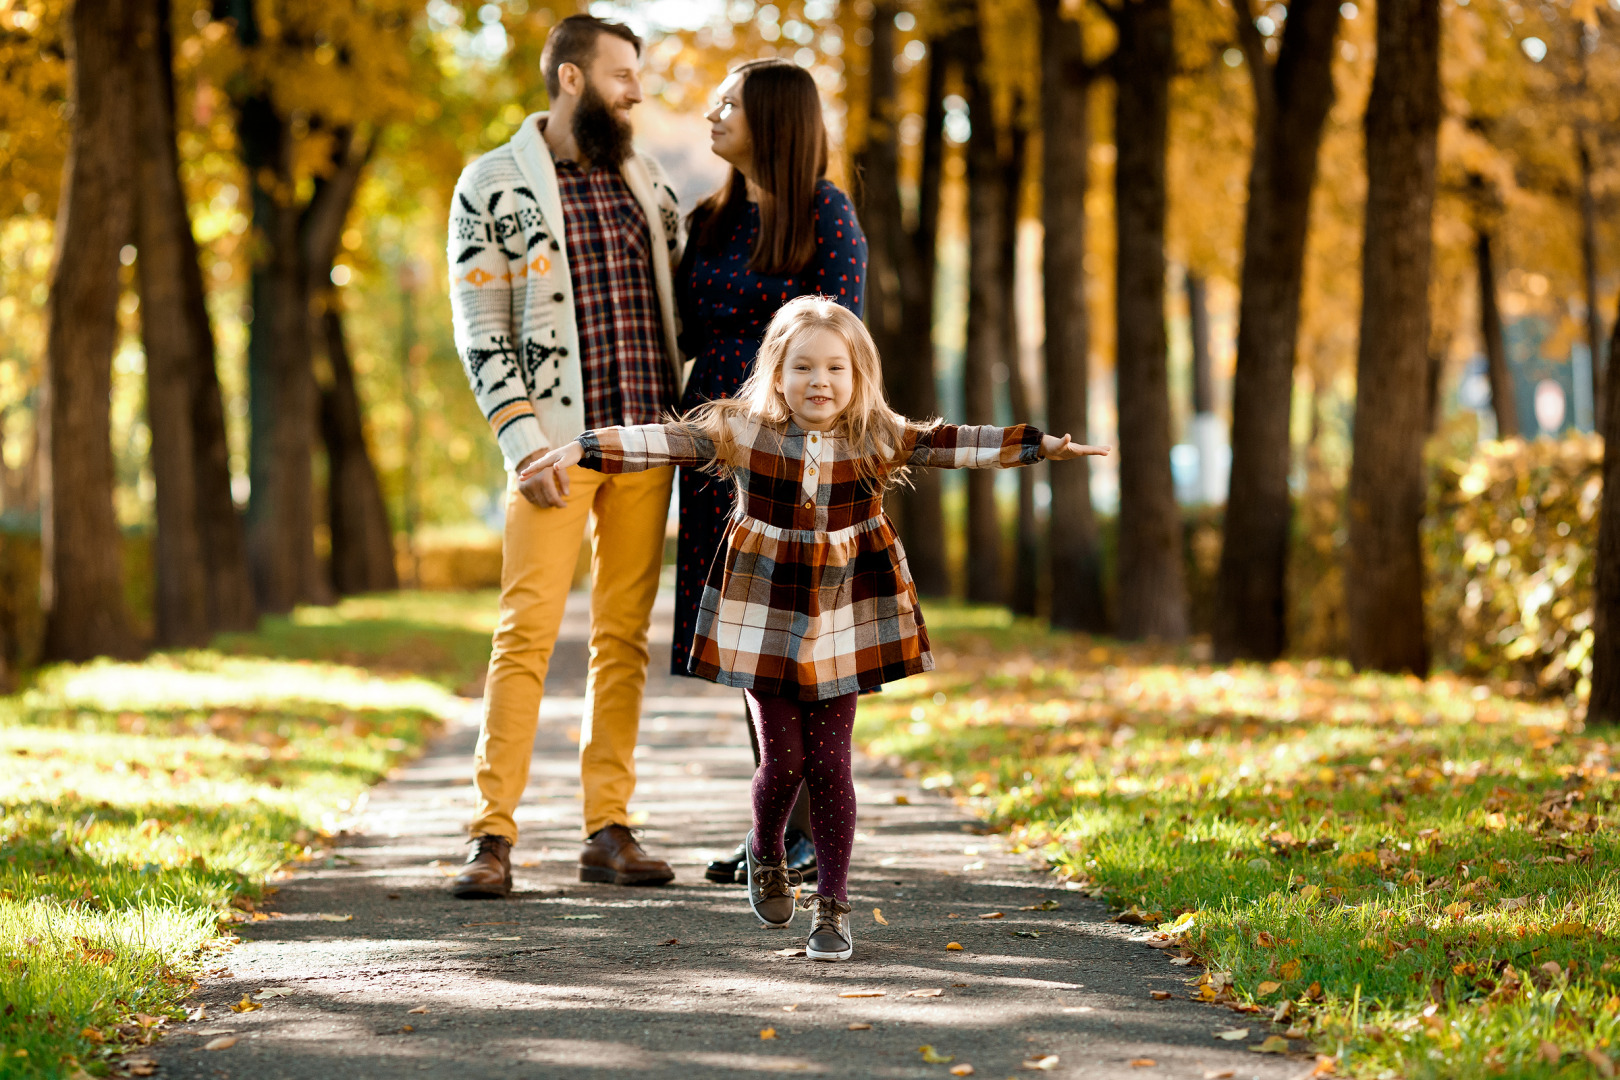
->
[447, 113, 686, 470]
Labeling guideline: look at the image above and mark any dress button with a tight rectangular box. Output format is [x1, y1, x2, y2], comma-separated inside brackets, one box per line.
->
[553, 292, 565, 302]
[803, 501, 813, 509]
[807, 466, 816, 475]
[561, 396, 572, 406]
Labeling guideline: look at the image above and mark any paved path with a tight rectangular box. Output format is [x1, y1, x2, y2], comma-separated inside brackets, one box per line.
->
[148, 593, 1310, 1080]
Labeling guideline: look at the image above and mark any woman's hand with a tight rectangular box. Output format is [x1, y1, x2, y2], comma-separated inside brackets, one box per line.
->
[515, 442, 585, 508]
[1041, 434, 1111, 461]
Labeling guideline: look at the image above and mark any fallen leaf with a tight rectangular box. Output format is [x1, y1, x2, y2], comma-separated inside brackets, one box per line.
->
[760, 1028, 777, 1040]
[228, 995, 262, 1014]
[1305, 981, 1324, 1003]
[782, 1004, 798, 1012]
[1150, 990, 1172, 1000]
[1309, 1055, 1338, 1077]
[1584, 1048, 1616, 1078]
[1251, 1035, 1290, 1054]
[1278, 959, 1301, 980]
[407, 1006, 429, 1014]
[1170, 956, 1196, 966]
[1022, 1055, 1060, 1071]
[839, 990, 886, 998]
[204, 1036, 237, 1051]
[1215, 1028, 1250, 1041]
[254, 988, 294, 999]
[1499, 895, 1530, 911]
[979, 912, 1004, 920]
[946, 942, 963, 951]
[401, 1024, 414, 1033]
[660, 938, 679, 946]
[1129, 1058, 1157, 1067]
[314, 914, 353, 922]
[125, 1061, 157, 1077]
[1540, 1041, 1562, 1063]
[919, 1045, 954, 1064]
[905, 988, 945, 998]
[949, 1066, 975, 1077]
[873, 908, 889, 925]
[1020, 900, 1061, 911]
[1203, 1071, 1236, 1079]
[1284, 1026, 1309, 1039]
[774, 947, 807, 957]
[1484, 811, 1508, 830]
[848, 1022, 871, 1030]
[1013, 930, 1045, 938]
[1257, 981, 1282, 995]
[893, 794, 910, 805]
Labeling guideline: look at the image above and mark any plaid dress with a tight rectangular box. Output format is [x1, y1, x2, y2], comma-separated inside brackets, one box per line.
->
[578, 416, 1045, 701]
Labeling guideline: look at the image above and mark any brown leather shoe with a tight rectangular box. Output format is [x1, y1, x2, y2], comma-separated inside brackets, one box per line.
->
[450, 835, 512, 898]
[579, 824, 674, 886]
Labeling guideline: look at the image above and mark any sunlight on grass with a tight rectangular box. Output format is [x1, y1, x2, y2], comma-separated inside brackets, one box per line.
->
[0, 591, 487, 1077]
[859, 603, 1620, 1080]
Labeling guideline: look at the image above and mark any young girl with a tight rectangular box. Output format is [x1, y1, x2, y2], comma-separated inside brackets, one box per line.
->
[521, 296, 1108, 961]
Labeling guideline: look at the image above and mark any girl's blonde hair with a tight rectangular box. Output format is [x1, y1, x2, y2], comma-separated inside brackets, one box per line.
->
[682, 295, 935, 487]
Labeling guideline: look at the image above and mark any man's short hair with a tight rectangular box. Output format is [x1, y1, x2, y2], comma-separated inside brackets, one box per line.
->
[540, 15, 643, 99]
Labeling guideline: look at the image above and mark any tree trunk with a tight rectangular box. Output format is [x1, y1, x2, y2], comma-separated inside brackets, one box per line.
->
[1112, 0, 1185, 641]
[319, 305, 399, 594]
[1477, 228, 1517, 438]
[1579, 142, 1604, 430]
[1587, 291, 1620, 724]
[1001, 111, 1038, 618]
[132, 0, 254, 643]
[304, 132, 395, 596]
[1344, 0, 1440, 675]
[1039, 0, 1107, 632]
[1213, 0, 1340, 662]
[859, 10, 950, 596]
[239, 93, 320, 614]
[963, 25, 1007, 605]
[40, 0, 138, 662]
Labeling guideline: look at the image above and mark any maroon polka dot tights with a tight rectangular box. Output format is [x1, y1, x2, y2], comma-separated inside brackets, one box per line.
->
[745, 690, 859, 902]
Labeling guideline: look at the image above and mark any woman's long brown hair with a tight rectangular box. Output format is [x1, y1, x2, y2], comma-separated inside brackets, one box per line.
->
[690, 59, 830, 276]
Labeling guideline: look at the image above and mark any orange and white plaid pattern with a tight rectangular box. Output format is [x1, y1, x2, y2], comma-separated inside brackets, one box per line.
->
[578, 416, 1044, 701]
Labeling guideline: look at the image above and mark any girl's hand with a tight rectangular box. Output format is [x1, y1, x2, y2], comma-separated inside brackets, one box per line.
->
[1041, 434, 1111, 461]
[516, 442, 585, 507]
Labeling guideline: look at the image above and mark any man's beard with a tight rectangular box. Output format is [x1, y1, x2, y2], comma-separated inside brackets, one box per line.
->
[573, 82, 634, 168]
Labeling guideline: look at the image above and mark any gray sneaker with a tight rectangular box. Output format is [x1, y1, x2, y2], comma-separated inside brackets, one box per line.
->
[745, 830, 802, 927]
[802, 892, 853, 961]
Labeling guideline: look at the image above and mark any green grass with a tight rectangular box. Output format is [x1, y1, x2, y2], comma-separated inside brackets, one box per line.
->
[857, 603, 1620, 1079]
[0, 591, 494, 1078]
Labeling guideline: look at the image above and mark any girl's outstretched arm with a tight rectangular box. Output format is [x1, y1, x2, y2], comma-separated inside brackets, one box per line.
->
[905, 424, 1110, 469]
[519, 423, 720, 485]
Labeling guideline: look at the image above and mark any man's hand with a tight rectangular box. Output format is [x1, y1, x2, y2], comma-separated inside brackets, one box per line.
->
[1040, 434, 1111, 461]
[516, 442, 585, 508]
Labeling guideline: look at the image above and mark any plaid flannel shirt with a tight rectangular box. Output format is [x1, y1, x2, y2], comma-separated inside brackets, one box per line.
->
[555, 160, 676, 429]
[578, 417, 1045, 700]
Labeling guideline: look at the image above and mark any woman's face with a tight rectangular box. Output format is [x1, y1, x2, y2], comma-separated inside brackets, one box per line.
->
[706, 72, 752, 171]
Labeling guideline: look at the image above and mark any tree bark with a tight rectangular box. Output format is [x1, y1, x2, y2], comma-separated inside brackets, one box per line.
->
[1587, 290, 1620, 724]
[1578, 142, 1604, 430]
[963, 23, 1008, 605]
[239, 93, 320, 614]
[1001, 111, 1038, 618]
[1040, 0, 1108, 632]
[1344, 0, 1440, 675]
[1111, 0, 1186, 640]
[131, 0, 255, 643]
[857, 9, 951, 596]
[1476, 227, 1518, 438]
[40, 0, 138, 662]
[304, 132, 396, 596]
[1213, 0, 1340, 662]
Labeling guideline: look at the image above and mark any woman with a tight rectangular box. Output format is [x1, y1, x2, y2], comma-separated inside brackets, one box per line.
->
[674, 59, 868, 885]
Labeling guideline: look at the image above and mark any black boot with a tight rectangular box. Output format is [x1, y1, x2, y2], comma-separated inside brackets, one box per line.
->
[706, 836, 748, 883]
[784, 828, 818, 883]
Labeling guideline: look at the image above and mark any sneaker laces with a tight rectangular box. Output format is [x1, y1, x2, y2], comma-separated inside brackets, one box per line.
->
[752, 860, 804, 901]
[799, 892, 851, 935]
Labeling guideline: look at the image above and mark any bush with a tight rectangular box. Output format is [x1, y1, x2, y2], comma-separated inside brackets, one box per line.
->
[1427, 435, 1599, 702]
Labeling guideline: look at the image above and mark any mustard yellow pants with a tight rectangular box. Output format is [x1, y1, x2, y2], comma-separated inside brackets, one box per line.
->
[470, 464, 674, 843]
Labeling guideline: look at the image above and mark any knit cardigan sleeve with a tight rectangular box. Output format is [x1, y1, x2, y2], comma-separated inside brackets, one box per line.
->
[447, 156, 549, 469]
[904, 424, 1044, 469]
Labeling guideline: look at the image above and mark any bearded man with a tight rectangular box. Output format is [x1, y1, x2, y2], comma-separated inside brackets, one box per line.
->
[446, 15, 685, 896]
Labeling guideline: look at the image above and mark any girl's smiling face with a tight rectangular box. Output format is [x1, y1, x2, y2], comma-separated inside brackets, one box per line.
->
[775, 328, 854, 431]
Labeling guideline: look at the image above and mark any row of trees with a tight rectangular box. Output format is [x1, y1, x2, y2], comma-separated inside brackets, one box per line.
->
[851, 0, 1618, 680]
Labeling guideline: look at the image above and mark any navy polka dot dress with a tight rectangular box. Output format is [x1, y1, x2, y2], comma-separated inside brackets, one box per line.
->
[670, 179, 868, 676]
